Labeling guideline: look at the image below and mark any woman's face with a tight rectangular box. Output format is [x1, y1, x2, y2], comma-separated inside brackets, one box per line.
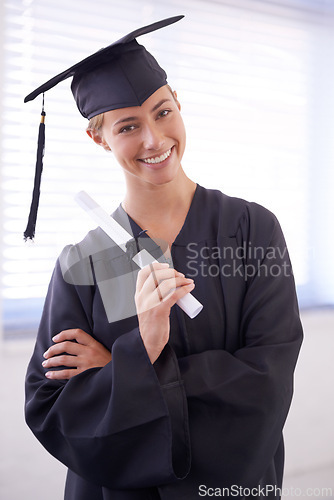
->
[93, 85, 186, 188]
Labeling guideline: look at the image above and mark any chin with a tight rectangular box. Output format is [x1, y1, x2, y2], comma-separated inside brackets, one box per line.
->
[146, 166, 181, 187]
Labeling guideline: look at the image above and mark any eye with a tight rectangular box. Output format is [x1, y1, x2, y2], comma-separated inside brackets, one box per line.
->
[157, 109, 171, 119]
[119, 124, 136, 134]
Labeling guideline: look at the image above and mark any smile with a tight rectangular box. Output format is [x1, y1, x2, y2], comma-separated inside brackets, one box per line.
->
[140, 147, 172, 164]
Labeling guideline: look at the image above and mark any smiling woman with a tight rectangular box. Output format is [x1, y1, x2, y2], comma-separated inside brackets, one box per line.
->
[3, 0, 334, 336]
[23, 13, 303, 500]
[87, 86, 188, 203]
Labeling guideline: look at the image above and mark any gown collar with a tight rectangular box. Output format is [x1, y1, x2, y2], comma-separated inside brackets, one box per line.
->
[113, 184, 205, 249]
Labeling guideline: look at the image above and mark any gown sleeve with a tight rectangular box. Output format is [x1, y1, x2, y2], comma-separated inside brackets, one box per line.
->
[159, 201, 303, 493]
[25, 246, 191, 490]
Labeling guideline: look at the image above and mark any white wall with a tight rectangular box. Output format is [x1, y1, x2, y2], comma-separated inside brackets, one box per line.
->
[0, 0, 5, 341]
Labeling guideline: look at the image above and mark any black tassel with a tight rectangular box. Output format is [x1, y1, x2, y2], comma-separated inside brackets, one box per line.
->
[24, 95, 46, 240]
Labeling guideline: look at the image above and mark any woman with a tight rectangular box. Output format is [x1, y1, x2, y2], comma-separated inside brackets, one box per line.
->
[25, 16, 303, 500]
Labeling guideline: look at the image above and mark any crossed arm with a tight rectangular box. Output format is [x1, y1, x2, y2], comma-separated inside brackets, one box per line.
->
[42, 328, 112, 379]
[42, 263, 194, 379]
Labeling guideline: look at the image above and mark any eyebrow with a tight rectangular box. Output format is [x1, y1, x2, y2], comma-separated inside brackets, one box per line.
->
[151, 98, 171, 112]
[113, 98, 172, 127]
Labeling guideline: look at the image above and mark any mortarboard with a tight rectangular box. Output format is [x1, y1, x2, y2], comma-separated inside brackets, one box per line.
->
[23, 15, 184, 240]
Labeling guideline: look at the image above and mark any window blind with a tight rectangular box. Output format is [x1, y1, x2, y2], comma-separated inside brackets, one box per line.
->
[1, 0, 334, 337]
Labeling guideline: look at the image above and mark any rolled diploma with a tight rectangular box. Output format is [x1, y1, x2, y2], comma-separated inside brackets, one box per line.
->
[75, 191, 203, 319]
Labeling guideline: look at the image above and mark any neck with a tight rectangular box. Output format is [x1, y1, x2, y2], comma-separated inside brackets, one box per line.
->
[122, 168, 197, 226]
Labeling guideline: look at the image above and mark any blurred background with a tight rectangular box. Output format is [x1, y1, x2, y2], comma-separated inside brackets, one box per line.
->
[0, 0, 333, 498]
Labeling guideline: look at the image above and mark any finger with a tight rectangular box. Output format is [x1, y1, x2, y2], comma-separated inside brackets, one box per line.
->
[45, 368, 78, 380]
[43, 341, 83, 359]
[136, 277, 194, 314]
[159, 275, 193, 294]
[136, 262, 170, 291]
[150, 264, 163, 301]
[52, 329, 94, 346]
[157, 276, 194, 301]
[149, 266, 184, 284]
[151, 266, 184, 284]
[139, 267, 184, 297]
[162, 281, 195, 308]
[42, 354, 79, 369]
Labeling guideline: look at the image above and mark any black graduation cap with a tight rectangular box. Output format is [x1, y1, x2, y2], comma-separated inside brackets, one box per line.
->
[23, 15, 184, 240]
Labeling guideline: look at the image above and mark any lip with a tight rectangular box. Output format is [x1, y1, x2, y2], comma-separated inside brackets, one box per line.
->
[138, 146, 174, 170]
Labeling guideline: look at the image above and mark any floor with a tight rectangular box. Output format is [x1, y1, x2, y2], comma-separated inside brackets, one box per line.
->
[0, 309, 333, 500]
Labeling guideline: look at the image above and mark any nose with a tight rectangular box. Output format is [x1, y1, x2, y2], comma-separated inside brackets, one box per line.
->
[142, 122, 164, 151]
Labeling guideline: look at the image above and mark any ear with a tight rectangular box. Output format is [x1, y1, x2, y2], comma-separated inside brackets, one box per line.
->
[86, 129, 111, 151]
[172, 90, 181, 111]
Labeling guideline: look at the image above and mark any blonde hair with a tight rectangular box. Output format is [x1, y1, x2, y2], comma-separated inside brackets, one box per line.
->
[86, 85, 176, 133]
[87, 113, 104, 132]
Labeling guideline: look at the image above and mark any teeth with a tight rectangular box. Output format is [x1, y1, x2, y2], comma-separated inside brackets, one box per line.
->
[142, 148, 172, 164]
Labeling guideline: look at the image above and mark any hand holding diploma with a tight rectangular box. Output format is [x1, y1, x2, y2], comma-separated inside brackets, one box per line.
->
[135, 262, 195, 363]
[75, 191, 203, 319]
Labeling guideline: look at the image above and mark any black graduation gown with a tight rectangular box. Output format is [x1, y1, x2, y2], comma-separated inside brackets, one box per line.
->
[25, 185, 303, 499]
